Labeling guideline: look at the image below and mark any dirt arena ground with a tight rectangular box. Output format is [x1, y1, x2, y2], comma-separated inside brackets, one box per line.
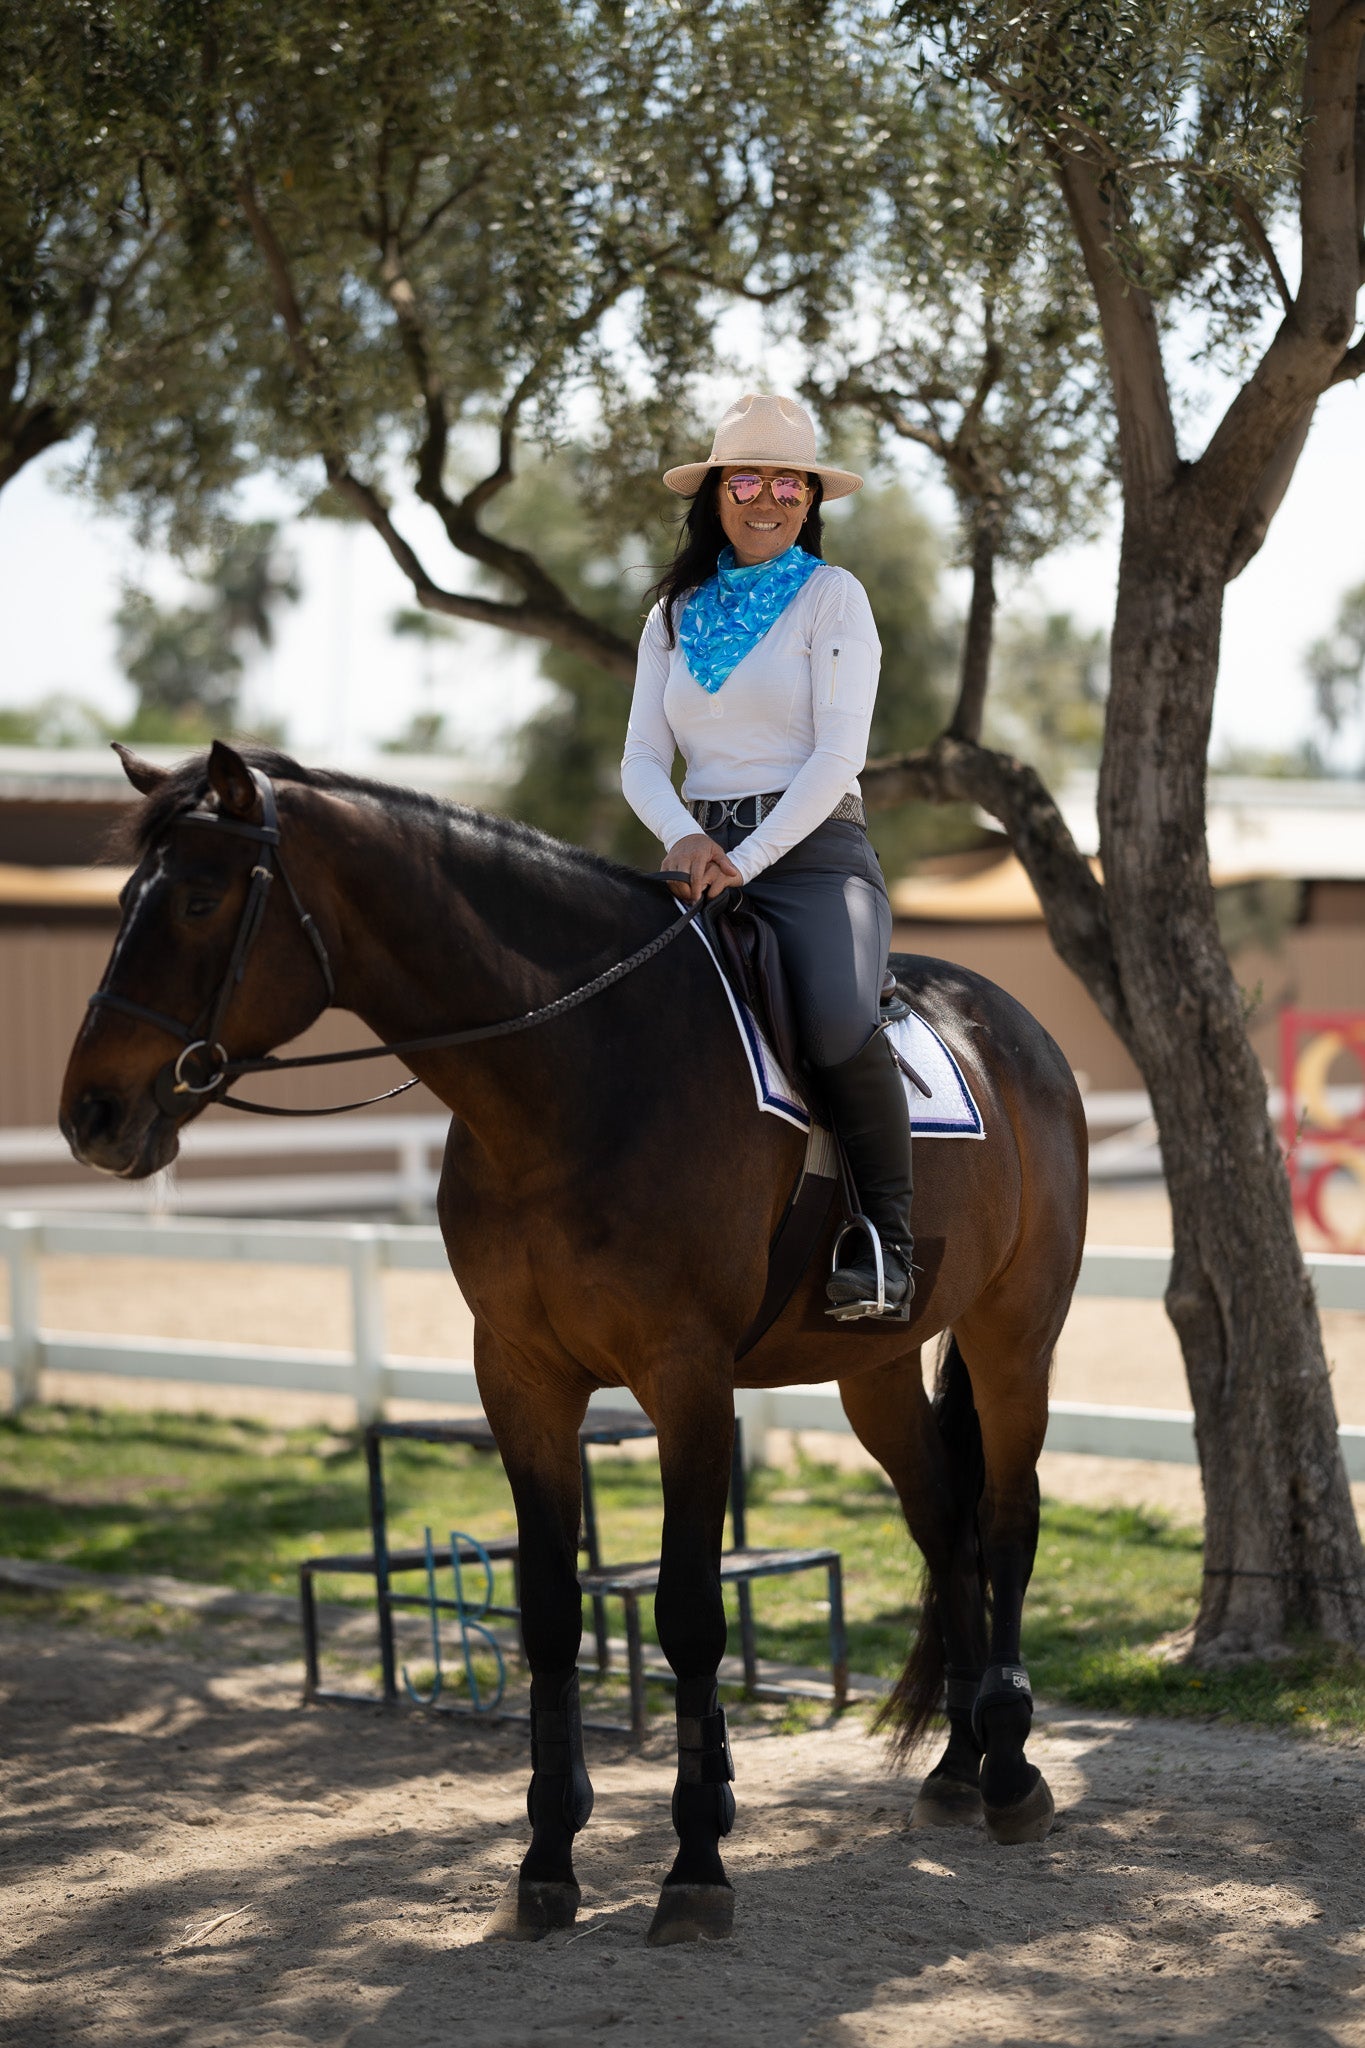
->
[4, 1612, 1365, 2048]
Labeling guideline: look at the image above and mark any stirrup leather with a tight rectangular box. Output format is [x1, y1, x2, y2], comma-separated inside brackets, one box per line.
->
[826, 1214, 913, 1323]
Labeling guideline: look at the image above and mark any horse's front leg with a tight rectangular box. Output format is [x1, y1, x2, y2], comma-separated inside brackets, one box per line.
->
[644, 1361, 738, 1947]
[476, 1334, 595, 1942]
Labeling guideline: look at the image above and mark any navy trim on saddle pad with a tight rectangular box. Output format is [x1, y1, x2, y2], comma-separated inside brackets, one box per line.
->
[685, 917, 985, 1140]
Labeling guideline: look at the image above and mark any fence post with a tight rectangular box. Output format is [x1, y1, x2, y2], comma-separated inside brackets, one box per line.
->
[348, 1227, 386, 1426]
[397, 1129, 427, 1224]
[733, 1388, 774, 1470]
[6, 1215, 42, 1415]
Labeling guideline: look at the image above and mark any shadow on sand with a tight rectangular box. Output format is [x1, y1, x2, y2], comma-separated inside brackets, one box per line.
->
[4, 1615, 1365, 2048]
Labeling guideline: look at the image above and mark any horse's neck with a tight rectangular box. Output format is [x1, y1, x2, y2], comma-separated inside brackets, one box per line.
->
[317, 795, 650, 1072]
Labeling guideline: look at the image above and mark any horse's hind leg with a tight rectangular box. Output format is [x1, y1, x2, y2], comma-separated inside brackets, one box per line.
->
[475, 1334, 595, 1942]
[838, 1352, 988, 1826]
[953, 1303, 1056, 1845]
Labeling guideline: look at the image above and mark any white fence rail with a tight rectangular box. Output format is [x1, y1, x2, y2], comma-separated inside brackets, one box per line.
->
[0, 1090, 1291, 1215]
[4, 1211, 1365, 1474]
[0, 1116, 450, 1217]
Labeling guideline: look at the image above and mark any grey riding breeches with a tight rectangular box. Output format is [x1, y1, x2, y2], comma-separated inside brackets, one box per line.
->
[708, 815, 893, 1070]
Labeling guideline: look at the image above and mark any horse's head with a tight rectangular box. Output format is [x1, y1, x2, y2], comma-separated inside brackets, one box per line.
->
[60, 739, 336, 1178]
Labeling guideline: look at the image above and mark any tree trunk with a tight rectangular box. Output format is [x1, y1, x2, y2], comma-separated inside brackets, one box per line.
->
[1100, 501, 1365, 1659]
[947, 504, 998, 744]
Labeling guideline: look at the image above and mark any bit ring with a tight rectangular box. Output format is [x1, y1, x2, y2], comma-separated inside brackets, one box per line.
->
[172, 1039, 228, 1096]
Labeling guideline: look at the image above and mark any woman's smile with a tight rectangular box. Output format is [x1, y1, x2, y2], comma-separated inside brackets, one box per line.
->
[718, 466, 810, 565]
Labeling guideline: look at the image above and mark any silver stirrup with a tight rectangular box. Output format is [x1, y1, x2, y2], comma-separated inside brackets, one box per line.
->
[829, 1212, 892, 1321]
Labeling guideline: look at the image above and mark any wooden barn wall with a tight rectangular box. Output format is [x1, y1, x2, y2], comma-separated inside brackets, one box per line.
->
[0, 923, 443, 1133]
[892, 921, 1365, 1097]
[2, 918, 1363, 1136]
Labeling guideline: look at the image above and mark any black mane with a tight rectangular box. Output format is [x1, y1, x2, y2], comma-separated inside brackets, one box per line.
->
[117, 745, 649, 897]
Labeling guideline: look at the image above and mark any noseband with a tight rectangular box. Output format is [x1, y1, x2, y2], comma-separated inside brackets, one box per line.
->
[87, 767, 708, 1119]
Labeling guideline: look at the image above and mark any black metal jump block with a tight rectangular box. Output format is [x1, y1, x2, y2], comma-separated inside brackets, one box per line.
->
[296, 1409, 850, 1741]
[579, 1541, 849, 1746]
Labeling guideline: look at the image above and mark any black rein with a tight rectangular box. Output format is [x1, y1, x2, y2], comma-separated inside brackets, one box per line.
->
[88, 767, 710, 1118]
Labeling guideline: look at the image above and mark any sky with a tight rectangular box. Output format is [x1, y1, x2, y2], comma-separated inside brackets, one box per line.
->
[2, 368, 1364, 776]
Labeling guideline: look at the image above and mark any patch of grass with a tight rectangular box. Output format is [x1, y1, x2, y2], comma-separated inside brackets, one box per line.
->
[2, 1405, 1363, 1734]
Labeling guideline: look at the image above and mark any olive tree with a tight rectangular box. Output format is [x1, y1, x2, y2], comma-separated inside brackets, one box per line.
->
[867, 0, 1365, 1662]
[0, 6, 218, 492]
[809, 72, 1110, 739]
[69, 0, 886, 682]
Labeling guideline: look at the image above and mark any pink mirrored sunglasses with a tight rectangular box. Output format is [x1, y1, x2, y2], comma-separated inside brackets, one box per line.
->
[722, 471, 812, 509]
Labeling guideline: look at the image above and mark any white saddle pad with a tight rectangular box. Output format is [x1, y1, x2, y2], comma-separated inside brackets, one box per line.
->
[688, 921, 985, 1139]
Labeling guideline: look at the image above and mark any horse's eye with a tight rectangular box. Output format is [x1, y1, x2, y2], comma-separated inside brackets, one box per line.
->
[185, 894, 220, 919]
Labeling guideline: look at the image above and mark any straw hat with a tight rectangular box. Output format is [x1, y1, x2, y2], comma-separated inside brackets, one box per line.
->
[662, 393, 863, 500]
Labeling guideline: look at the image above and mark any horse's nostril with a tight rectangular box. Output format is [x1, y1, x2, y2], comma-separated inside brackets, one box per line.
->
[73, 1089, 124, 1150]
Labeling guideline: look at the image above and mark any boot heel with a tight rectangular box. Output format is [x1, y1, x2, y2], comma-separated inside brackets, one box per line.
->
[826, 1217, 914, 1321]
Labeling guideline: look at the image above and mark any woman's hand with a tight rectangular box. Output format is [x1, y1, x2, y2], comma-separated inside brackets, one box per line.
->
[662, 833, 742, 903]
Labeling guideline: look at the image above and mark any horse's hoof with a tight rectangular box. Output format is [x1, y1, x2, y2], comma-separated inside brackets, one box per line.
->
[913, 1772, 984, 1829]
[646, 1882, 735, 1946]
[983, 1772, 1055, 1845]
[483, 1876, 581, 1942]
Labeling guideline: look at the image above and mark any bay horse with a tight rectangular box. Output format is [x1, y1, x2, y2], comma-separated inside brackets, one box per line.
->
[60, 741, 1087, 1946]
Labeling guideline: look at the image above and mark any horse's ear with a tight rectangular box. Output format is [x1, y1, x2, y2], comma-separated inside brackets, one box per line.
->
[205, 739, 260, 820]
[112, 743, 166, 796]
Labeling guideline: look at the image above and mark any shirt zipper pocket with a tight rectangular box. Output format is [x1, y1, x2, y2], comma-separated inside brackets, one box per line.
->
[828, 643, 842, 707]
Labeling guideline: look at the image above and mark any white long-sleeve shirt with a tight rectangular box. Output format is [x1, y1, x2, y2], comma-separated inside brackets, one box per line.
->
[620, 563, 882, 885]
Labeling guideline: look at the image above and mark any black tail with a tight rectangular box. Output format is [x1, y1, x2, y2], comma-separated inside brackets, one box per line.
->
[876, 1332, 986, 1762]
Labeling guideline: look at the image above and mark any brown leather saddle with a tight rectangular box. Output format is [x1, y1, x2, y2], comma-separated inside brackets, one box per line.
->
[702, 891, 912, 1091]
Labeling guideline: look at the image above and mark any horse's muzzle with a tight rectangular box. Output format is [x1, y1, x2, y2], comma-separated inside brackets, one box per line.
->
[60, 1088, 181, 1179]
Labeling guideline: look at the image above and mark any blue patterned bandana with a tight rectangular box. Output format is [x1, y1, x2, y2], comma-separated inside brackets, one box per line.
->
[678, 544, 824, 694]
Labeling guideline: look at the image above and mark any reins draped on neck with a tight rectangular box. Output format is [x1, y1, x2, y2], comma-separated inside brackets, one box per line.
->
[679, 544, 823, 694]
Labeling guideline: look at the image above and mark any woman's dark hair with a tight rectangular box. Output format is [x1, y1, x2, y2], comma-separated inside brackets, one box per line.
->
[648, 468, 825, 646]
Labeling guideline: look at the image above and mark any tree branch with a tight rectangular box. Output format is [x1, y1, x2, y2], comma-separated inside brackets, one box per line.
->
[1228, 191, 1296, 319]
[239, 170, 635, 681]
[1105, 149, 1295, 318]
[654, 260, 805, 306]
[0, 401, 69, 493]
[862, 734, 1127, 1036]
[1355, 31, 1365, 280]
[236, 172, 338, 413]
[1053, 153, 1180, 509]
[1329, 329, 1365, 380]
[947, 504, 1000, 742]
[1298, 0, 1365, 348]
[1192, 10, 1365, 534]
[838, 382, 949, 460]
[1225, 403, 1316, 580]
[323, 460, 635, 677]
[401, 161, 493, 252]
[959, 301, 1003, 441]
[376, 236, 449, 505]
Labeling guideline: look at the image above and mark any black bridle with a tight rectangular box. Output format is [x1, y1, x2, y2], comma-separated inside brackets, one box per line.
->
[87, 767, 708, 1119]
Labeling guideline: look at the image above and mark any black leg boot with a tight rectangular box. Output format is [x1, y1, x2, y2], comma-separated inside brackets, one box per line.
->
[819, 1030, 914, 1319]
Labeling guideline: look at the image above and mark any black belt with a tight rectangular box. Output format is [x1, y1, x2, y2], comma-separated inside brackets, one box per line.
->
[687, 790, 866, 831]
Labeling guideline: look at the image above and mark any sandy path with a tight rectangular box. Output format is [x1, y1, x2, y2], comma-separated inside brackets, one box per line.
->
[3, 1616, 1364, 2048]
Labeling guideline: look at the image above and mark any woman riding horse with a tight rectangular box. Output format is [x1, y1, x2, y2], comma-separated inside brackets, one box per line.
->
[621, 393, 914, 1318]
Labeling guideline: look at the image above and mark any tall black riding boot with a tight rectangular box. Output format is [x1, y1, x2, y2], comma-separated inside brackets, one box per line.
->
[820, 1030, 914, 1319]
